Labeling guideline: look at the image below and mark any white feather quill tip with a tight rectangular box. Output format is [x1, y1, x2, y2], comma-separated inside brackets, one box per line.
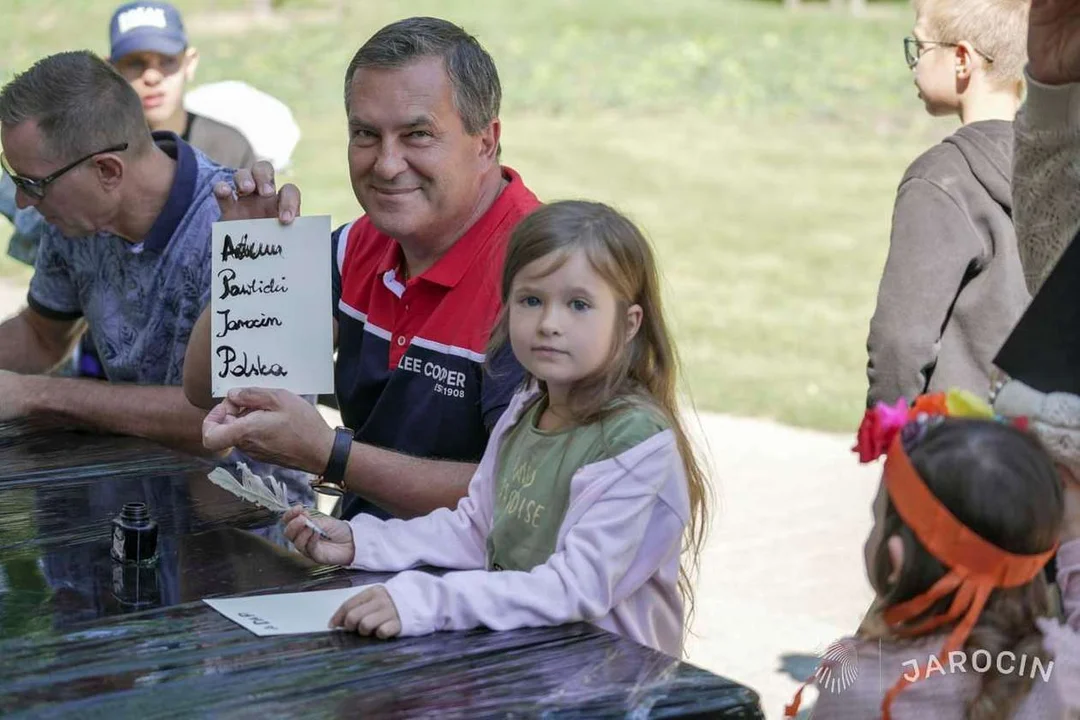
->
[206, 465, 329, 539]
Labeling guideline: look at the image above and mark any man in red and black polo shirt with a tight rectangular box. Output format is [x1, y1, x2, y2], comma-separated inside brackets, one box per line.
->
[186, 17, 540, 520]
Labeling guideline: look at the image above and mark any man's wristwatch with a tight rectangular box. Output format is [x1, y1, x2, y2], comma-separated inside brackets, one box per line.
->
[312, 426, 355, 497]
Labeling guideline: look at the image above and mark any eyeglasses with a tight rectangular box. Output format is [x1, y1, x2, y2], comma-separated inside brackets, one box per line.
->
[0, 142, 129, 200]
[903, 36, 994, 70]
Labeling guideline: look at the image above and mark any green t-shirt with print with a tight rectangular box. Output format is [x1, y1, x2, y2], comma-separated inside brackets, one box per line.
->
[486, 396, 669, 573]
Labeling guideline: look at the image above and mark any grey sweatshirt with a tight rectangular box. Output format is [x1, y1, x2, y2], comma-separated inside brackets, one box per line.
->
[866, 120, 1031, 406]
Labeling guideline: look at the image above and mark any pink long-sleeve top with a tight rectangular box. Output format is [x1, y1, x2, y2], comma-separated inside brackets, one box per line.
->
[344, 387, 692, 657]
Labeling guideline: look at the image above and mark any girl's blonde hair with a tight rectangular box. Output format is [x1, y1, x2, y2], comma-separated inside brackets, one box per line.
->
[486, 200, 711, 625]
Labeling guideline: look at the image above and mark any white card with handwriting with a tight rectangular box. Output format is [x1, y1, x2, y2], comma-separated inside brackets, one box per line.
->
[210, 215, 334, 397]
[203, 585, 371, 636]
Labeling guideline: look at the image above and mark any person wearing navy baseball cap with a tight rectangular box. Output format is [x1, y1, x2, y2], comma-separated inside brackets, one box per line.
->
[107, 1, 254, 170]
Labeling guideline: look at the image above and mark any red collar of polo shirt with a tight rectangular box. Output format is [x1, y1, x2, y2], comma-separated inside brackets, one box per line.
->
[373, 167, 526, 288]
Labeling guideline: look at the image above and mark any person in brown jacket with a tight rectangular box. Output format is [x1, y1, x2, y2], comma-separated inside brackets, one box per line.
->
[865, 0, 1032, 407]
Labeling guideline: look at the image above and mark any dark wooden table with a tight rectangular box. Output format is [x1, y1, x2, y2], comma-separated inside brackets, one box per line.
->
[0, 421, 764, 718]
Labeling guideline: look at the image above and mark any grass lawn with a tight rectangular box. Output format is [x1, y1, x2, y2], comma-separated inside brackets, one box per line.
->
[1, 0, 953, 431]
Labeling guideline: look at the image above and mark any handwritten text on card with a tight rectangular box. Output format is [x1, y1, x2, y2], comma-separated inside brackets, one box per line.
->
[210, 216, 334, 397]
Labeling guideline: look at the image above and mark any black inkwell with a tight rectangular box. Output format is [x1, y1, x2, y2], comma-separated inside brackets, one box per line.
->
[111, 559, 162, 609]
[110, 502, 158, 565]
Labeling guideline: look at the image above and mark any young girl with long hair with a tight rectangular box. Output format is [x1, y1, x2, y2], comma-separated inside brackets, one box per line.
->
[283, 200, 710, 657]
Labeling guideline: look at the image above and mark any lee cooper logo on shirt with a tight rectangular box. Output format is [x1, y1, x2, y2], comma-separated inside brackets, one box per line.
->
[396, 354, 470, 399]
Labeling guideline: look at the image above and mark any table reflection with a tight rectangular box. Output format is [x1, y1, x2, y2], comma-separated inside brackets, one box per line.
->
[0, 470, 332, 638]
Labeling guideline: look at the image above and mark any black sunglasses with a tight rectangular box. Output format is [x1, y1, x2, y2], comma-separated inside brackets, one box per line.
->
[1, 142, 129, 200]
[904, 36, 994, 70]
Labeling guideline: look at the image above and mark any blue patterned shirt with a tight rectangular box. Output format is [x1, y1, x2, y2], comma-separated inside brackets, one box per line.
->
[27, 133, 227, 385]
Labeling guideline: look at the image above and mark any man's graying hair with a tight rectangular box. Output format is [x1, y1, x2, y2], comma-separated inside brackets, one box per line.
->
[0, 50, 152, 162]
[344, 17, 501, 135]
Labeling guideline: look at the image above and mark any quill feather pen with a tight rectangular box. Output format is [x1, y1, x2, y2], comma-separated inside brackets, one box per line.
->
[207, 463, 330, 539]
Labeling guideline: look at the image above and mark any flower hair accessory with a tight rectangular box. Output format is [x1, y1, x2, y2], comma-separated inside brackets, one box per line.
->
[853, 389, 1026, 463]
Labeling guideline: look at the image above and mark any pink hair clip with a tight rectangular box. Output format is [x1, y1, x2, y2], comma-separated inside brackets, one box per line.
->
[854, 398, 910, 463]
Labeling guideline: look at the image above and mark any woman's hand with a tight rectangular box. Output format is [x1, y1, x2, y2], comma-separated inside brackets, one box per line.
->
[1028, 0, 1080, 86]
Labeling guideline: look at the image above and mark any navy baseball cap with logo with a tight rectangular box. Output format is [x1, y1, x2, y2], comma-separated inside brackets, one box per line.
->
[108, 2, 188, 62]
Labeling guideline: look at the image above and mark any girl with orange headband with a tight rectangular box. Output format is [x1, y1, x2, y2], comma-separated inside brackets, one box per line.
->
[787, 390, 1080, 719]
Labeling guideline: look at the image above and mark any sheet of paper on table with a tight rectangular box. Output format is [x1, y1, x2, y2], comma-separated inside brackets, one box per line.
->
[210, 215, 334, 398]
[204, 585, 372, 636]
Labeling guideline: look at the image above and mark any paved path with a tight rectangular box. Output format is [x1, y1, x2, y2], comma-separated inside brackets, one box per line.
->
[0, 277, 879, 719]
[686, 412, 879, 717]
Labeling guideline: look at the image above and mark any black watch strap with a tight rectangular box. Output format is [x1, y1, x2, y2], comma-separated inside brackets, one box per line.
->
[322, 426, 355, 484]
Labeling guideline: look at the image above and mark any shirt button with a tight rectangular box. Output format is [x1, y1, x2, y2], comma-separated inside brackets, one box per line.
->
[397, 336, 406, 346]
